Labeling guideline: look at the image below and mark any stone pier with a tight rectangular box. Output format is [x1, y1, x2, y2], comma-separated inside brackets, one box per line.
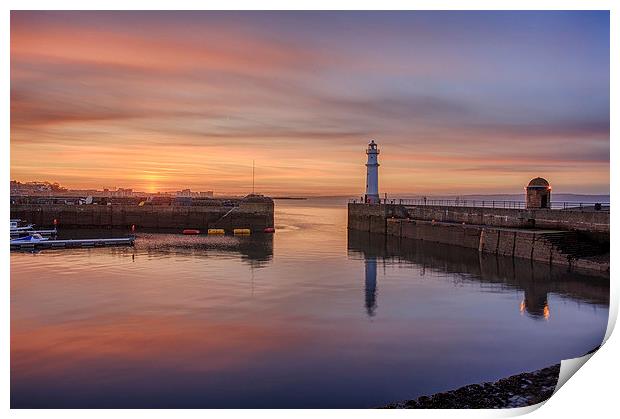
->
[11, 198, 274, 233]
[348, 203, 609, 276]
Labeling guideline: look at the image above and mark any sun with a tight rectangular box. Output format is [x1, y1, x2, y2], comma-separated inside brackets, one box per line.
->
[139, 172, 167, 193]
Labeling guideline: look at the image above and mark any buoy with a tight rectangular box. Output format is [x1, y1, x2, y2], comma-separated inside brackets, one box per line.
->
[183, 229, 200, 235]
[263, 227, 275, 233]
[208, 229, 225, 235]
[233, 228, 251, 235]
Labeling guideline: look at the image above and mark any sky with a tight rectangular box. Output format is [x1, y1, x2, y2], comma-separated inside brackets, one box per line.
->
[10, 11, 610, 196]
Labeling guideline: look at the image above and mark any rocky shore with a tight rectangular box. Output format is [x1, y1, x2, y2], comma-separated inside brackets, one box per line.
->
[384, 364, 560, 409]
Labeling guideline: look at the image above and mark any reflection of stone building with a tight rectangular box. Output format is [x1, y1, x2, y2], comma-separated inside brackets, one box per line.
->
[364, 257, 377, 316]
[526, 177, 551, 209]
[520, 281, 550, 320]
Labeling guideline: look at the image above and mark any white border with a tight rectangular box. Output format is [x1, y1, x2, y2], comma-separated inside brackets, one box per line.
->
[2, 1, 617, 418]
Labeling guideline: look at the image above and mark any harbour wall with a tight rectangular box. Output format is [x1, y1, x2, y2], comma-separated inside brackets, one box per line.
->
[402, 205, 609, 234]
[348, 203, 609, 275]
[348, 203, 609, 234]
[11, 201, 274, 232]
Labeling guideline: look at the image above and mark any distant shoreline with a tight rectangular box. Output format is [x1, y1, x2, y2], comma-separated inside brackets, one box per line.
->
[272, 197, 308, 200]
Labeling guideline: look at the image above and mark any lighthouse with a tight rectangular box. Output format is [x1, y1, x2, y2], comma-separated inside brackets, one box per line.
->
[365, 139, 380, 204]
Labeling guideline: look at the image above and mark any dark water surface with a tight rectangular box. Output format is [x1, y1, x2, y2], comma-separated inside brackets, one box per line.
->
[11, 198, 609, 408]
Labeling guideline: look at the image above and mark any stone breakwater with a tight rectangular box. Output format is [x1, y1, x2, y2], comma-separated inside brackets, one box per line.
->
[399, 204, 609, 233]
[11, 199, 274, 233]
[384, 364, 560, 409]
[348, 203, 609, 275]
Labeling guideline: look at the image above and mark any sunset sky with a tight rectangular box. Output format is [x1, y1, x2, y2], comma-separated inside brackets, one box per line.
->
[10, 11, 609, 196]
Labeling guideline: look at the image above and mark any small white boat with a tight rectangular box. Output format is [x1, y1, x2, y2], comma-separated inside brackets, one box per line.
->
[10, 234, 49, 243]
[10, 219, 35, 232]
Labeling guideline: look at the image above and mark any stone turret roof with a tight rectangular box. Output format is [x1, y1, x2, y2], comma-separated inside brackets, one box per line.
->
[527, 177, 550, 187]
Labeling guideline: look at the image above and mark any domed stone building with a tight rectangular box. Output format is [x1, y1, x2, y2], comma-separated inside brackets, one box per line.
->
[526, 177, 551, 209]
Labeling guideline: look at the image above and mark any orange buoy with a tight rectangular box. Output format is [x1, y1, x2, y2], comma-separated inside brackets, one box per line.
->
[183, 229, 200, 235]
[264, 227, 275, 233]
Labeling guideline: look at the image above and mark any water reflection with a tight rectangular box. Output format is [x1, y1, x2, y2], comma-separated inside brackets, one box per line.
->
[134, 233, 274, 268]
[10, 201, 609, 408]
[521, 282, 550, 320]
[364, 257, 377, 316]
[348, 230, 609, 319]
[51, 229, 275, 267]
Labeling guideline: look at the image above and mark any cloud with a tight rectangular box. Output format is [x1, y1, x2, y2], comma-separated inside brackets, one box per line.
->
[10, 11, 610, 194]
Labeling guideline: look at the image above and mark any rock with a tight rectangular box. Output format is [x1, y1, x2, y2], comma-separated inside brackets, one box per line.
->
[383, 364, 560, 409]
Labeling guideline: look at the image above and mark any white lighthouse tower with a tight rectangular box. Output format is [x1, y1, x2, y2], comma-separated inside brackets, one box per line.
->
[365, 139, 380, 204]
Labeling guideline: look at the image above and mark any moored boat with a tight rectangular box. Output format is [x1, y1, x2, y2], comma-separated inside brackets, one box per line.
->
[10, 219, 35, 232]
[11, 233, 49, 244]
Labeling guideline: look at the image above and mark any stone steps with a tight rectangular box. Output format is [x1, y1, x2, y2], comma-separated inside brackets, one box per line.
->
[540, 231, 608, 259]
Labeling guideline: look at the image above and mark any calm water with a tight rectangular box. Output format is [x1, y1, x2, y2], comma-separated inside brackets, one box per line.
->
[11, 198, 609, 408]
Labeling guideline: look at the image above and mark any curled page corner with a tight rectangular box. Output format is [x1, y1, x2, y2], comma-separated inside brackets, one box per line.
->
[503, 400, 547, 416]
[603, 294, 617, 343]
[554, 351, 596, 394]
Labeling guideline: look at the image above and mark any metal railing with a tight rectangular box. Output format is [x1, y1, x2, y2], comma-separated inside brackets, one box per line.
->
[349, 198, 609, 211]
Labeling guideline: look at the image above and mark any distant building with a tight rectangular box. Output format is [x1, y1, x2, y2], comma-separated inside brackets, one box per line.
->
[176, 189, 193, 198]
[10, 180, 67, 196]
[10, 181, 20, 195]
[526, 177, 551, 209]
[113, 188, 133, 197]
[176, 189, 214, 198]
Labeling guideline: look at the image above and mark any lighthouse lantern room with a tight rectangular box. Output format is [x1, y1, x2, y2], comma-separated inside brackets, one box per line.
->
[365, 140, 380, 204]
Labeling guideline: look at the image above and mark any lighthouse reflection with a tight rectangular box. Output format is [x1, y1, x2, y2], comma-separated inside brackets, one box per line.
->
[364, 257, 378, 316]
[347, 230, 608, 320]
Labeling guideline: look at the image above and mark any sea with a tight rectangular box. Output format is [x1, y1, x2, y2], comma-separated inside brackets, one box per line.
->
[10, 197, 609, 408]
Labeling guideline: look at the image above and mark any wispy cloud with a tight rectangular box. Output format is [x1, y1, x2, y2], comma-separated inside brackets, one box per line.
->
[10, 11, 609, 195]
